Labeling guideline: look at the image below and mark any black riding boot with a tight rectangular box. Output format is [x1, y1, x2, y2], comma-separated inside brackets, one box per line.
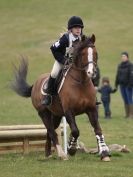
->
[41, 76, 56, 106]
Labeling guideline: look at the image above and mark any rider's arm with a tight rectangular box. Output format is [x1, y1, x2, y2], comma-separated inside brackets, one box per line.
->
[50, 34, 69, 64]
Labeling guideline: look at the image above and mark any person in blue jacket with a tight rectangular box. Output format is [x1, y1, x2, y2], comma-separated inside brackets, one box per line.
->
[42, 16, 84, 105]
[98, 77, 116, 118]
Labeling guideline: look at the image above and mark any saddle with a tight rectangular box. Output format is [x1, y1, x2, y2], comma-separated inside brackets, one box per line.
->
[41, 61, 71, 96]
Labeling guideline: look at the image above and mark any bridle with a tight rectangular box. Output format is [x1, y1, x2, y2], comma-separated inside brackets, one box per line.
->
[72, 60, 97, 71]
[72, 43, 97, 68]
[67, 45, 97, 83]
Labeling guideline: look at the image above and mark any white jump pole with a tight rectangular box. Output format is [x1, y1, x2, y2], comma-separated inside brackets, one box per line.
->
[62, 116, 67, 154]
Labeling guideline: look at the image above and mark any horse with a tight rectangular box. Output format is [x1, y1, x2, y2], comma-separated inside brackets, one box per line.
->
[11, 34, 110, 161]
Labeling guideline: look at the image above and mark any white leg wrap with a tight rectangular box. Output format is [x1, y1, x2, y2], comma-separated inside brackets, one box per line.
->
[96, 135, 109, 155]
[51, 61, 63, 78]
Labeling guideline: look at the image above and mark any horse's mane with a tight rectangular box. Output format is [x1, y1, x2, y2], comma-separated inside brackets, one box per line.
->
[73, 35, 93, 60]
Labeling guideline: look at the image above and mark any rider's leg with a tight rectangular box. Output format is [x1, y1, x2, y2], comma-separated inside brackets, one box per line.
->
[42, 61, 63, 105]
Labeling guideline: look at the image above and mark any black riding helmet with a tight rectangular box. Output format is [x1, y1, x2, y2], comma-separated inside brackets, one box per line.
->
[68, 16, 84, 30]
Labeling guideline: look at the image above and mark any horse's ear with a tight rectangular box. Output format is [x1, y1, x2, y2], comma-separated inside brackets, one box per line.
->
[90, 34, 96, 44]
[81, 35, 86, 42]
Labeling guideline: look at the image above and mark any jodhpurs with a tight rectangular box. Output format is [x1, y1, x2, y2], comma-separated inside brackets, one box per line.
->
[120, 85, 133, 104]
[50, 61, 63, 78]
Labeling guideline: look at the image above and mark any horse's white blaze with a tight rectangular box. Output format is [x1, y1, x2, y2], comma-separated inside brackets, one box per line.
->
[87, 47, 93, 77]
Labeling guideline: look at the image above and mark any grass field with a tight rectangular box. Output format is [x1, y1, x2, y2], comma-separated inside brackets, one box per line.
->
[0, 0, 133, 177]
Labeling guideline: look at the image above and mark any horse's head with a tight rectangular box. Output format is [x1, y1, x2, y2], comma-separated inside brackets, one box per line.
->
[73, 34, 98, 78]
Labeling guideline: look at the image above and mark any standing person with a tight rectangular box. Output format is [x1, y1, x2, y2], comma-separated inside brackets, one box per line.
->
[42, 16, 84, 106]
[92, 66, 100, 89]
[92, 66, 101, 105]
[115, 52, 133, 118]
[98, 77, 116, 118]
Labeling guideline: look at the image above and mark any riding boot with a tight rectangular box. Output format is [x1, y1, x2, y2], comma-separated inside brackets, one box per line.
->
[41, 76, 56, 106]
[124, 104, 129, 118]
[129, 104, 133, 118]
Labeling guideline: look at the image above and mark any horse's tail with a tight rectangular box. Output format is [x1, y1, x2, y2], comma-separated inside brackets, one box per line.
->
[11, 57, 33, 98]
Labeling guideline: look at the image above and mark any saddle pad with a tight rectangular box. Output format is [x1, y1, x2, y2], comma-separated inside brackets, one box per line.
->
[41, 77, 49, 95]
[41, 67, 70, 96]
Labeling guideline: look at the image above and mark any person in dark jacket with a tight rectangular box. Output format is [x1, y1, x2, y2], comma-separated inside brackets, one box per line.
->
[42, 16, 84, 105]
[92, 66, 100, 88]
[115, 52, 133, 118]
[98, 77, 116, 118]
[92, 66, 101, 105]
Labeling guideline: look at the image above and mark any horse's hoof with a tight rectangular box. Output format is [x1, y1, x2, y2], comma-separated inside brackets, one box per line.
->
[100, 150, 111, 161]
[63, 156, 69, 161]
[67, 148, 77, 156]
[47, 155, 52, 158]
[101, 156, 111, 162]
[45, 155, 52, 159]
[59, 155, 69, 161]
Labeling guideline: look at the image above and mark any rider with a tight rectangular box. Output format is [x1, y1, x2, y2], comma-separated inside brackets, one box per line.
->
[42, 16, 84, 105]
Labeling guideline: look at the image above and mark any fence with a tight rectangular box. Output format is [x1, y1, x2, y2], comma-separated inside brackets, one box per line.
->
[0, 124, 65, 154]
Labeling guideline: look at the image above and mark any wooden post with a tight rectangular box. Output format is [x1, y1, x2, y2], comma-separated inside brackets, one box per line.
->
[0, 124, 66, 154]
[23, 138, 29, 154]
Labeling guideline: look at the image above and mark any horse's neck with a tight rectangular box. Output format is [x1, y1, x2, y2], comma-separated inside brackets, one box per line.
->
[69, 64, 89, 83]
[74, 58, 81, 68]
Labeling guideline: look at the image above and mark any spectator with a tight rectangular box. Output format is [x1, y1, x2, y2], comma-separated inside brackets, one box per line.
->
[115, 52, 133, 118]
[92, 62, 101, 105]
[92, 66, 100, 88]
[98, 77, 116, 118]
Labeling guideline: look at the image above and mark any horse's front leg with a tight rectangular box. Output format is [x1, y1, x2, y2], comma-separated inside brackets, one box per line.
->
[45, 132, 52, 157]
[65, 110, 79, 156]
[86, 107, 111, 161]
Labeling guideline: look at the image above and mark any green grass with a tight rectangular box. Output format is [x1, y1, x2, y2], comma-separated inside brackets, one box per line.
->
[0, 116, 133, 177]
[0, 152, 133, 177]
[0, 0, 133, 176]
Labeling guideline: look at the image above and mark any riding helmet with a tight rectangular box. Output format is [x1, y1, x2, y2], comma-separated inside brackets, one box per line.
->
[67, 16, 84, 30]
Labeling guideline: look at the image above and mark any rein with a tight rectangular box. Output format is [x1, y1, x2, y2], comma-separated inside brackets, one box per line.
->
[68, 72, 90, 84]
[67, 60, 97, 84]
[66, 62, 90, 85]
[71, 61, 96, 71]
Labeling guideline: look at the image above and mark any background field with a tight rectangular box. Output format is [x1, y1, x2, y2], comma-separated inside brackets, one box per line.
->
[0, 0, 133, 177]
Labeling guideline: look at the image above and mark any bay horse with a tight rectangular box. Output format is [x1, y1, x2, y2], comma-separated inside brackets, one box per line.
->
[11, 34, 110, 161]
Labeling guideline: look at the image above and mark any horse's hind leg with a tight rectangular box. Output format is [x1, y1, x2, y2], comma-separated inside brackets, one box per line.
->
[38, 110, 52, 158]
[38, 110, 68, 160]
[45, 132, 52, 157]
[86, 107, 110, 161]
[65, 110, 79, 156]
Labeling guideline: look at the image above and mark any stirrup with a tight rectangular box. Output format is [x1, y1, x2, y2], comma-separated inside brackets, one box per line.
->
[41, 94, 52, 106]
